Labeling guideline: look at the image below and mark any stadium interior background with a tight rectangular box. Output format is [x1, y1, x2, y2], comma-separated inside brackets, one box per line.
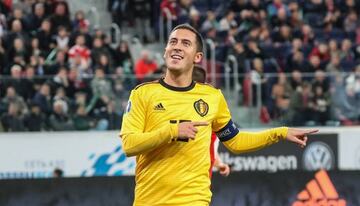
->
[1, 0, 360, 205]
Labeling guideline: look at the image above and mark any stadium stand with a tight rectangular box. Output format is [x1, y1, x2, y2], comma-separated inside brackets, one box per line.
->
[1, 0, 360, 132]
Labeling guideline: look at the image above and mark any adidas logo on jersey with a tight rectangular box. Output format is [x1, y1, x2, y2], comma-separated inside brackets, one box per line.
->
[154, 103, 165, 111]
[292, 170, 346, 206]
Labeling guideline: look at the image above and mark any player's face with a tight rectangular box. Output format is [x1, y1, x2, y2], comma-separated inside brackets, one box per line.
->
[164, 29, 203, 73]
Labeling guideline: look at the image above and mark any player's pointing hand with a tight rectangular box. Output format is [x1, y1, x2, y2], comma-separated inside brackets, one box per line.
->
[178, 121, 208, 140]
[286, 128, 318, 148]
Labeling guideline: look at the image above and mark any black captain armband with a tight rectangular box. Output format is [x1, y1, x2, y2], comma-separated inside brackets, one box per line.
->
[215, 120, 239, 142]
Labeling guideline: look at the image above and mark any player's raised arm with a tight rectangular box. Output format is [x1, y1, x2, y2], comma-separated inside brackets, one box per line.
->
[212, 91, 318, 154]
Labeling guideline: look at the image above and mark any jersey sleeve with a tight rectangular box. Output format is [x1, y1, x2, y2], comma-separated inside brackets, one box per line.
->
[212, 90, 232, 132]
[212, 90, 288, 154]
[120, 89, 146, 135]
[223, 127, 288, 154]
[119, 88, 178, 157]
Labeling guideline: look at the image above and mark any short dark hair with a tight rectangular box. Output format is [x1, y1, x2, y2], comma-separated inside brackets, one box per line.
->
[170, 24, 204, 53]
[192, 64, 206, 83]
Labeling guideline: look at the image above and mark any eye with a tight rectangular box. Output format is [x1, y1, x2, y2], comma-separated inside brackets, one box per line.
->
[183, 41, 190, 47]
[169, 39, 177, 45]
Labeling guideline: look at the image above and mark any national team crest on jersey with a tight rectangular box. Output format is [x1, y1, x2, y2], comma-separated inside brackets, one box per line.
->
[194, 99, 209, 117]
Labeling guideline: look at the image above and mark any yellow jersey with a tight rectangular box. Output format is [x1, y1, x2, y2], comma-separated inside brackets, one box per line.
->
[120, 78, 288, 206]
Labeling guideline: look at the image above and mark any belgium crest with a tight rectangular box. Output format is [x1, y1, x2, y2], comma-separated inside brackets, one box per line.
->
[194, 99, 209, 117]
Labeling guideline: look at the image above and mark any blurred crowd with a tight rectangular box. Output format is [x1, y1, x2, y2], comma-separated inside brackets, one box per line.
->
[1, 0, 360, 132]
[0, 0, 137, 132]
[155, 0, 360, 126]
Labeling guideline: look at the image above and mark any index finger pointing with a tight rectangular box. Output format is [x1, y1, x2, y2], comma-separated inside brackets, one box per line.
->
[304, 129, 319, 134]
[192, 121, 209, 127]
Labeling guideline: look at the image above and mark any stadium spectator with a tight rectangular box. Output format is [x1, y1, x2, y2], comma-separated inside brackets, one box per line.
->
[72, 105, 95, 131]
[7, 37, 28, 67]
[35, 19, 54, 55]
[312, 70, 330, 93]
[286, 49, 306, 73]
[45, 49, 68, 75]
[326, 53, 342, 75]
[88, 68, 114, 120]
[0, 102, 25, 132]
[250, 58, 267, 106]
[91, 37, 113, 72]
[30, 37, 41, 58]
[245, 39, 266, 59]
[7, 7, 27, 31]
[27, 2, 47, 32]
[308, 42, 330, 62]
[270, 72, 291, 121]
[22, 65, 38, 101]
[32, 83, 52, 116]
[72, 10, 89, 32]
[290, 70, 303, 93]
[54, 26, 70, 51]
[49, 99, 74, 131]
[49, 2, 71, 34]
[68, 34, 92, 77]
[0, 86, 28, 116]
[105, 100, 122, 130]
[339, 38, 355, 61]
[289, 82, 314, 126]
[218, 10, 236, 32]
[160, 0, 179, 22]
[304, 55, 324, 72]
[312, 85, 331, 125]
[134, 50, 158, 81]
[23, 103, 46, 131]
[3, 65, 27, 98]
[200, 11, 218, 33]
[114, 41, 133, 73]
[330, 74, 358, 123]
[3, 19, 29, 50]
[328, 39, 340, 57]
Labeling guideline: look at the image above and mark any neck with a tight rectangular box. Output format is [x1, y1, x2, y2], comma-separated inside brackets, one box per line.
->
[163, 69, 193, 87]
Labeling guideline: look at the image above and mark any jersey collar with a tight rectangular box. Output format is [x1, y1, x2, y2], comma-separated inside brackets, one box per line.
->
[159, 78, 195, 92]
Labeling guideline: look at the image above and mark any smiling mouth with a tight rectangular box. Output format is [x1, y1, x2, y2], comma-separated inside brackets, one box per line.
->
[170, 54, 184, 60]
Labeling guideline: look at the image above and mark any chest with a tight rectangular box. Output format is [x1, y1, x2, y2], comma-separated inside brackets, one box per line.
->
[144, 92, 217, 130]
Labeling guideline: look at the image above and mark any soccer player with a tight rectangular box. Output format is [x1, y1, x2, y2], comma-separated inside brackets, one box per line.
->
[192, 65, 230, 177]
[120, 24, 317, 206]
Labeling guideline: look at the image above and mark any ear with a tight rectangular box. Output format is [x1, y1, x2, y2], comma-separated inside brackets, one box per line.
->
[194, 52, 203, 64]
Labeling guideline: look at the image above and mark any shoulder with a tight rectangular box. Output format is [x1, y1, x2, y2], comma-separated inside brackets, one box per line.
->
[195, 82, 221, 94]
[134, 80, 160, 90]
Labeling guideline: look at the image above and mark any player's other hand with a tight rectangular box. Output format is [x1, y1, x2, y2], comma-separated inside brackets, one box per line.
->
[218, 163, 230, 177]
[178, 121, 208, 140]
[286, 128, 318, 148]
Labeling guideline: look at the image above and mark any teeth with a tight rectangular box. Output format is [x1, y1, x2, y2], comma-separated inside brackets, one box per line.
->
[171, 54, 183, 60]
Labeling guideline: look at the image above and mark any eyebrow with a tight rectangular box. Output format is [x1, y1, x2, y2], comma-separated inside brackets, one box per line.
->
[169, 38, 192, 45]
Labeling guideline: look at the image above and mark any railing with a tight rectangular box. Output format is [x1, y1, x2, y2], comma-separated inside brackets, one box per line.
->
[87, 6, 99, 30]
[224, 55, 241, 104]
[159, 8, 172, 44]
[204, 39, 216, 86]
[110, 23, 121, 48]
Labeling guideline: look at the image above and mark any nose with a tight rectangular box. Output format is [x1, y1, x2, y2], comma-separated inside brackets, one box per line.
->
[173, 48, 181, 53]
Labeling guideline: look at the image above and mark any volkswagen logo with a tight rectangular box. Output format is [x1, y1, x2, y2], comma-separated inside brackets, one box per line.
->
[302, 142, 335, 171]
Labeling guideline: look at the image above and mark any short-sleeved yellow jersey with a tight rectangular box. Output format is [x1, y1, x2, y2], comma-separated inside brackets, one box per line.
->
[120, 78, 288, 206]
[120, 79, 230, 206]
